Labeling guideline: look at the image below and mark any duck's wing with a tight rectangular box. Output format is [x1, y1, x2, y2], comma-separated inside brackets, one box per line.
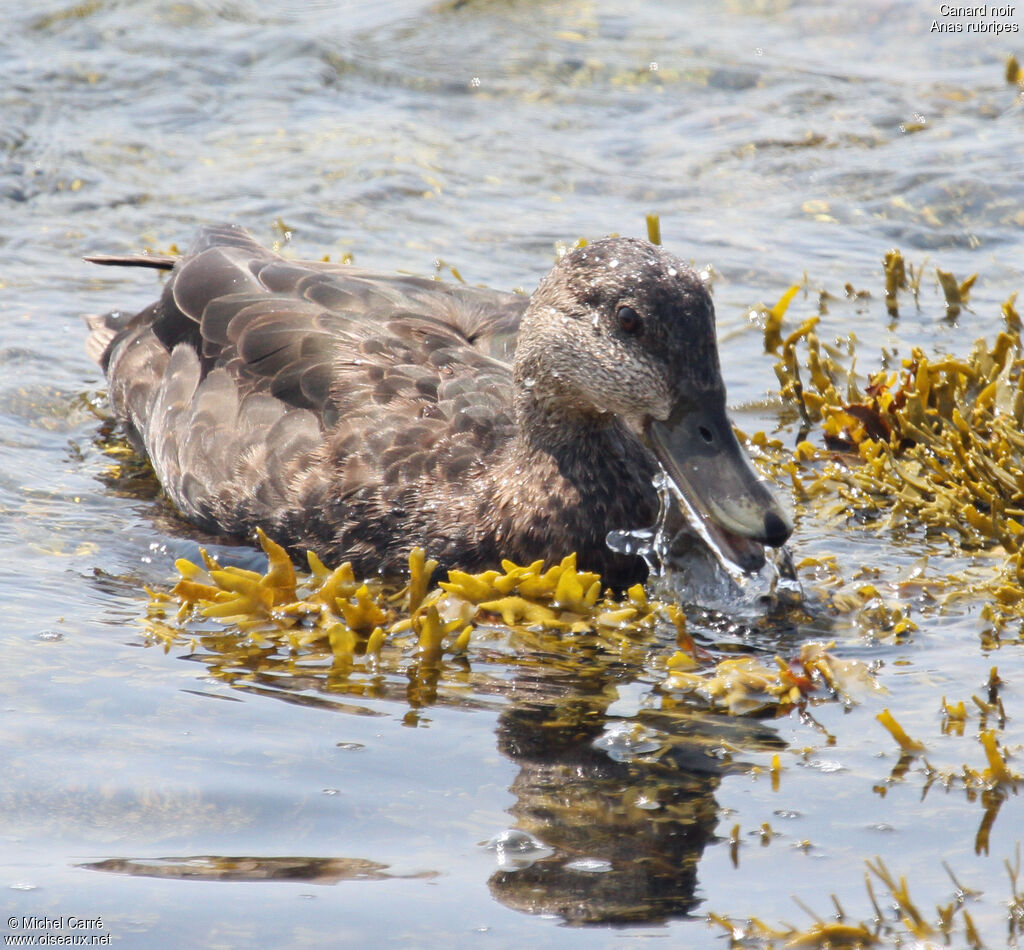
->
[221, 257, 527, 423]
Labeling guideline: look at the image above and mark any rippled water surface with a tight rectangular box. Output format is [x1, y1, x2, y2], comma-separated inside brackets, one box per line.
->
[3, 1, 1024, 947]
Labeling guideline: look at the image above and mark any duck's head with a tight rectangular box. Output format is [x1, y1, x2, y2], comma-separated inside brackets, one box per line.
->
[515, 236, 792, 573]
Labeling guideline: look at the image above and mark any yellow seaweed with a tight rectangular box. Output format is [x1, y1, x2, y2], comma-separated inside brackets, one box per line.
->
[876, 709, 926, 753]
[755, 262, 1024, 629]
[979, 729, 1020, 786]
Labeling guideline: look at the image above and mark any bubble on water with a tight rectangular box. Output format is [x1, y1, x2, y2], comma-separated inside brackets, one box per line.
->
[593, 721, 663, 762]
[632, 795, 661, 811]
[805, 759, 845, 774]
[566, 857, 613, 873]
[483, 830, 553, 870]
[484, 829, 542, 853]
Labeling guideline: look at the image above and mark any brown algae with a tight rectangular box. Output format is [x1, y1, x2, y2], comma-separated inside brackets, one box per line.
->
[752, 258, 1024, 633]
[145, 529, 869, 718]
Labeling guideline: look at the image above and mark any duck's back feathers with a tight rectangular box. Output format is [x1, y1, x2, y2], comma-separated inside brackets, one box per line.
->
[88, 224, 530, 569]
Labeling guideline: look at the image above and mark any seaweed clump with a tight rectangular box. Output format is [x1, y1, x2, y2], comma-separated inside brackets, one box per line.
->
[144, 529, 871, 717]
[755, 269, 1024, 631]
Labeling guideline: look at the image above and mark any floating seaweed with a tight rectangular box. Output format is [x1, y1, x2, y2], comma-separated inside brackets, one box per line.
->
[108, 231, 1024, 944]
[144, 529, 874, 718]
[750, 259, 1024, 632]
[872, 687, 1021, 858]
[708, 852, 1021, 948]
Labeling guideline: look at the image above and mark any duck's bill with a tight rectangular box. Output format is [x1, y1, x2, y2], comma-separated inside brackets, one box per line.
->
[646, 402, 792, 574]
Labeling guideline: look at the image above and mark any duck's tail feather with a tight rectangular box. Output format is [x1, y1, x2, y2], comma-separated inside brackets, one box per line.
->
[83, 303, 159, 370]
[83, 253, 177, 270]
[84, 312, 119, 365]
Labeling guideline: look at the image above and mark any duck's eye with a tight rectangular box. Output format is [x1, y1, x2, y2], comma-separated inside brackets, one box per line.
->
[617, 305, 642, 336]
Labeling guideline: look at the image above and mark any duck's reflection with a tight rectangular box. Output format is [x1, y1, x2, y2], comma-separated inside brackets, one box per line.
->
[89, 554, 799, 926]
[168, 628, 793, 925]
[484, 665, 785, 924]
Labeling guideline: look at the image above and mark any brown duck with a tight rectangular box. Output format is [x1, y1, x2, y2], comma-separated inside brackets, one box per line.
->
[86, 225, 791, 587]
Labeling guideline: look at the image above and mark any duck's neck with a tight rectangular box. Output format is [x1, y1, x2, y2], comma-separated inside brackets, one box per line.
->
[513, 384, 616, 454]
[477, 377, 657, 584]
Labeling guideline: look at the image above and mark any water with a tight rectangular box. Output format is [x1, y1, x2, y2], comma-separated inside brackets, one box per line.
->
[607, 468, 803, 611]
[3, 0, 1024, 946]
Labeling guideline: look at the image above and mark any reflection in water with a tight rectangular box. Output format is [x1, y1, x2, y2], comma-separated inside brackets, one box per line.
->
[80, 854, 437, 884]
[487, 666, 785, 924]
[94, 450, 813, 923]
[133, 591, 803, 925]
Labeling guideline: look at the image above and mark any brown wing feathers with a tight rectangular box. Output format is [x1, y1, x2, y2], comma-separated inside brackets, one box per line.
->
[86, 224, 528, 563]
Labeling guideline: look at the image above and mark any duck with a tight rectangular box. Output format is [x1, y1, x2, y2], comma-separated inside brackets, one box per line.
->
[85, 224, 791, 587]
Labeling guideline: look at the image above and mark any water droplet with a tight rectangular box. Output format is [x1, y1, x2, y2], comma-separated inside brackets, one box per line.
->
[10, 881, 38, 891]
[36, 630, 63, 642]
[335, 742, 365, 751]
[321, 787, 341, 796]
[605, 526, 654, 558]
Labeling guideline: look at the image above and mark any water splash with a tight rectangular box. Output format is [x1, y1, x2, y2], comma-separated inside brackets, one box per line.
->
[607, 469, 802, 612]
